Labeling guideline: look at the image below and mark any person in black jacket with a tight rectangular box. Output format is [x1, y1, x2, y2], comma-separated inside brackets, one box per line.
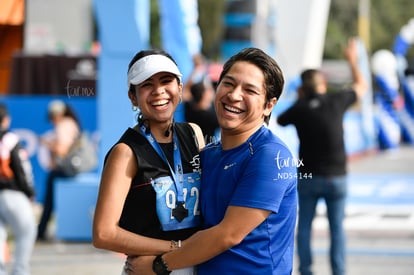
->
[0, 103, 36, 275]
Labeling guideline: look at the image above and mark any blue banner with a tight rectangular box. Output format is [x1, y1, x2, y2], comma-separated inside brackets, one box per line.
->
[158, 0, 202, 122]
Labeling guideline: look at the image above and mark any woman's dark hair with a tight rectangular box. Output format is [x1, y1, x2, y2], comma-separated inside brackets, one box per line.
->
[127, 49, 180, 93]
[217, 47, 285, 124]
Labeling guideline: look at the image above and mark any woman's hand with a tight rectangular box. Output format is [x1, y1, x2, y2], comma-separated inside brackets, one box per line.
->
[125, 255, 156, 275]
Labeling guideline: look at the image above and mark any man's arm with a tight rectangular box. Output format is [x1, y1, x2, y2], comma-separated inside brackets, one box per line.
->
[127, 205, 271, 274]
[344, 37, 368, 99]
[277, 106, 295, 126]
[163, 205, 270, 269]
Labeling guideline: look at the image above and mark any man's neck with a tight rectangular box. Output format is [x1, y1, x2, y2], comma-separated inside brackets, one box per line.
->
[220, 124, 262, 150]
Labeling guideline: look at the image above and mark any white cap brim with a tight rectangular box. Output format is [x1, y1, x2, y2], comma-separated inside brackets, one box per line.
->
[127, 54, 182, 87]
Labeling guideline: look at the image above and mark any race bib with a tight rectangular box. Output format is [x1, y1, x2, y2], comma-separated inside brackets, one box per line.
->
[151, 172, 201, 231]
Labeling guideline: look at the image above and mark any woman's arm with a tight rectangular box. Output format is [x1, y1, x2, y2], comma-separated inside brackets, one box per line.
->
[92, 143, 171, 256]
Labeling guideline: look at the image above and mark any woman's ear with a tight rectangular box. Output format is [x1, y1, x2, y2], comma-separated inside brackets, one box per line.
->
[178, 82, 183, 104]
[128, 90, 138, 106]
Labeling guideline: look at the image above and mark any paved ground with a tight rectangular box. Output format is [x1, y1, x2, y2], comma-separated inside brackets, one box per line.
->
[6, 145, 414, 274]
[297, 145, 414, 275]
[26, 229, 414, 275]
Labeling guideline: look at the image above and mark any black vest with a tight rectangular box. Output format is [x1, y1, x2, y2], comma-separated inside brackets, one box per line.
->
[108, 123, 201, 240]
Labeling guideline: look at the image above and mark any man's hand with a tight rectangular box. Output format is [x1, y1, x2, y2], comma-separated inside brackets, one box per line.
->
[125, 255, 156, 275]
[343, 37, 358, 66]
[343, 37, 368, 98]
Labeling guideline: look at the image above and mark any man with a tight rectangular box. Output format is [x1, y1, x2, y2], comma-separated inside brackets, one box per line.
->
[127, 47, 297, 274]
[277, 38, 368, 275]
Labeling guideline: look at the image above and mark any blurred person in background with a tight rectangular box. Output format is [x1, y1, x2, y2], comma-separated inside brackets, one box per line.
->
[37, 100, 80, 241]
[184, 54, 219, 143]
[277, 38, 368, 275]
[0, 103, 36, 275]
[182, 54, 207, 102]
[184, 75, 219, 143]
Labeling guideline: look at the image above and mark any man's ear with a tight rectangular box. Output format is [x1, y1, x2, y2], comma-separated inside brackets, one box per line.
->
[264, 97, 277, 117]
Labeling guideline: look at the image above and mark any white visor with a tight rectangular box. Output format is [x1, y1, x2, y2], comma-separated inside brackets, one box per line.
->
[127, 54, 182, 87]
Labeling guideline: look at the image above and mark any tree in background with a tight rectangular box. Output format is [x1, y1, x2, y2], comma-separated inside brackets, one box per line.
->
[149, 0, 161, 49]
[324, 0, 414, 60]
[197, 0, 225, 60]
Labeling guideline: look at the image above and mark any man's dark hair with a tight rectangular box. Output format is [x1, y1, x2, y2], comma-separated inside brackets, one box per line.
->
[218, 47, 284, 124]
[300, 69, 320, 94]
[190, 81, 205, 103]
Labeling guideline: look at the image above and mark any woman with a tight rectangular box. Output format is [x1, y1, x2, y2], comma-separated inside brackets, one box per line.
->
[37, 100, 81, 241]
[92, 49, 205, 274]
